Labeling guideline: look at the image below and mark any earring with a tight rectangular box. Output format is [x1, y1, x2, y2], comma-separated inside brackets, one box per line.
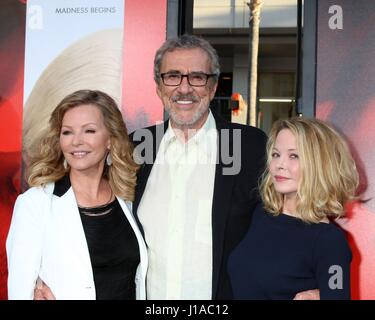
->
[106, 152, 113, 166]
[63, 159, 68, 170]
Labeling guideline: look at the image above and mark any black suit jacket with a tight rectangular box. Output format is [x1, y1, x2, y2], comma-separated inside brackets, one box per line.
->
[130, 110, 267, 299]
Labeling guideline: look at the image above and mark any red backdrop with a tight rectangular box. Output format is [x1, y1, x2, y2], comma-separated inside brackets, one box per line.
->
[0, 0, 26, 300]
[316, 0, 375, 299]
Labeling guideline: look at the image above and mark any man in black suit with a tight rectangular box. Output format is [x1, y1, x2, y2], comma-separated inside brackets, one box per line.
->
[131, 34, 267, 299]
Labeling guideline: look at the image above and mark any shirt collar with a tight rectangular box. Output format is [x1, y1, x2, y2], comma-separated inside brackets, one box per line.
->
[166, 110, 215, 140]
[163, 110, 217, 155]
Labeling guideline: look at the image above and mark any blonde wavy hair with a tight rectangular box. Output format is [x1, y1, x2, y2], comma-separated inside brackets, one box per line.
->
[27, 90, 139, 201]
[260, 117, 359, 223]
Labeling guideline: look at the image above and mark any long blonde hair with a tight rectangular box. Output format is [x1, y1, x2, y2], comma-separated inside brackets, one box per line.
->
[260, 117, 359, 223]
[27, 90, 139, 201]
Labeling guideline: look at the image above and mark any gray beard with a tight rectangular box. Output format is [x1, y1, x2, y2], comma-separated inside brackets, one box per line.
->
[167, 104, 209, 130]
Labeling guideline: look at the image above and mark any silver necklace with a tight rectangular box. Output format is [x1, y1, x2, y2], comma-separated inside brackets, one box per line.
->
[79, 189, 114, 216]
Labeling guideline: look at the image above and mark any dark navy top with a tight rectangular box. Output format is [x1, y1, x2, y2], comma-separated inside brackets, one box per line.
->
[228, 203, 351, 300]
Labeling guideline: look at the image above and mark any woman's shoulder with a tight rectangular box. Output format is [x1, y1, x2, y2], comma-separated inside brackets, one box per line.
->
[12, 183, 56, 220]
[17, 182, 55, 201]
[315, 221, 347, 239]
[251, 202, 267, 219]
[313, 222, 351, 258]
[254, 202, 264, 212]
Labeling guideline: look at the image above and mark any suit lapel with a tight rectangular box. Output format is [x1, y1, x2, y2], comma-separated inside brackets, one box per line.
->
[52, 176, 93, 280]
[133, 122, 168, 232]
[52, 187, 93, 281]
[211, 111, 236, 299]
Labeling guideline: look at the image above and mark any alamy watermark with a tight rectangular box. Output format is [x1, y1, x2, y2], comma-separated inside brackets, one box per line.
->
[132, 126, 242, 175]
[328, 5, 343, 30]
[328, 265, 343, 290]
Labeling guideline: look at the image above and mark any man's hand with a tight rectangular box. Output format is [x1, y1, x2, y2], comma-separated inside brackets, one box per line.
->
[34, 277, 56, 300]
[293, 289, 320, 300]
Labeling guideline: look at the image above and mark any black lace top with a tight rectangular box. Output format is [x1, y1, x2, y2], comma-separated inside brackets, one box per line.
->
[79, 198, 140, 300]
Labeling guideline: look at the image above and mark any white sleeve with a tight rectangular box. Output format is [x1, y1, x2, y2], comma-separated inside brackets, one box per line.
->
[6, 191, 46, 300]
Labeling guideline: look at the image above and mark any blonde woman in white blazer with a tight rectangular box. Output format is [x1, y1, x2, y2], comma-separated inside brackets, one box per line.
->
[7, 90, 147, 300]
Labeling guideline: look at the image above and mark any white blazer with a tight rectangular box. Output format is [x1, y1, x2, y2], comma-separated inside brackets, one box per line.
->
[6, 182, 148, 300]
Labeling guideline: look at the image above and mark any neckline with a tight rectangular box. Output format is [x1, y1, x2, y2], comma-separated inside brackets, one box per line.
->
[265, 211, 331, 226]
[278, 212, 304, 223]
[78, 198, 117, 211]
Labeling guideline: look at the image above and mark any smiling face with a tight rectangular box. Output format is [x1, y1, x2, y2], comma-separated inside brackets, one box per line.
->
[269, 129, 301, 202]
[59, 104, 110, 175]
[156, 48, 218, 130]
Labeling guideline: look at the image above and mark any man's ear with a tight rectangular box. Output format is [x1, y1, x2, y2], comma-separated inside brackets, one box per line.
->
[156, 85, 162, 99]
[209, 82, 218, 101]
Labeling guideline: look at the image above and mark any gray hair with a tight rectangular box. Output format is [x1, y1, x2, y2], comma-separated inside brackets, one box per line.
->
[153, 34, 220, 85]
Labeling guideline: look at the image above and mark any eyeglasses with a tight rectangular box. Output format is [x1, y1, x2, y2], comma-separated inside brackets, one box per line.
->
[160, 72, 217, 87]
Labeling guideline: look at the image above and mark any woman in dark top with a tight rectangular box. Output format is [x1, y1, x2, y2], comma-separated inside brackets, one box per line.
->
[228, 117, 359, 300]
[7, 90, 148, 299]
